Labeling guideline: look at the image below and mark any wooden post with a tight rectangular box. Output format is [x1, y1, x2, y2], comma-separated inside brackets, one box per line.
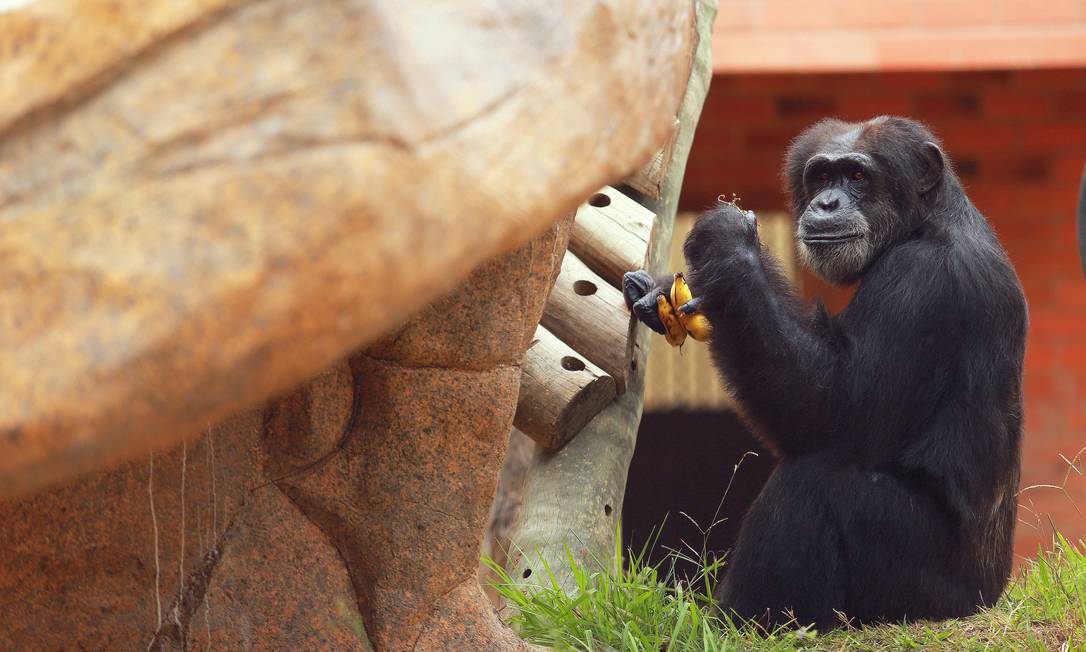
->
[508, 0, 719, 593]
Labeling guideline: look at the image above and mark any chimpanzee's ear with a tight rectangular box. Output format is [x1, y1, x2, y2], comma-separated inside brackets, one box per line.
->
[919, 141, 945, 194]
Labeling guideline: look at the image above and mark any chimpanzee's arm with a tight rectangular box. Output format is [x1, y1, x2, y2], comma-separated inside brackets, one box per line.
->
[683, 203, 839, 454]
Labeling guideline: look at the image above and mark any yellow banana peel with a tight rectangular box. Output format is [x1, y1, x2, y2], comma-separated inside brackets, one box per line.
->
[655, 272, 712, 346]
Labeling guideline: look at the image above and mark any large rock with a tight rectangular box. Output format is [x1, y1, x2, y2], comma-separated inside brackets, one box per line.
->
[0, 408, 372, 650]
[0, 0, 695, 497]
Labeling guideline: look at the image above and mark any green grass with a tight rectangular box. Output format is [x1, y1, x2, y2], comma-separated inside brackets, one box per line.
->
[485, 530, 1086, 651]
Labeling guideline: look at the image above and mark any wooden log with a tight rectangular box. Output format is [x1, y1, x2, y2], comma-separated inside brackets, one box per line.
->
[623, 118, 681, 199]
[541, 252, 632, 394]
[570, 185, 657, 289]
[514, 326, 617, 450]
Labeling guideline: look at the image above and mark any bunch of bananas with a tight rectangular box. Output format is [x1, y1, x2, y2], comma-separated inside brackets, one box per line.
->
[656, 272, 712, 347]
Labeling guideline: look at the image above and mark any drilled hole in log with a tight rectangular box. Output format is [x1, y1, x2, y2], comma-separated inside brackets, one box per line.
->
[561, 356, 586, 372]
[604, 504, 613, 516]
[522, 568, 532, 579]
[589, 193, 611, 208]
[573, 280, 597, 296]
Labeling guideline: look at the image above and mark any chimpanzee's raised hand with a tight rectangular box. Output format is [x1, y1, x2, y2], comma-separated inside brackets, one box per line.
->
[683, 202, 760, 278]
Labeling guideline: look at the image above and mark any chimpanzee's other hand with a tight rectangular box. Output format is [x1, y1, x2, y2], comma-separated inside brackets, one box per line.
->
[622, 270, 667, 334]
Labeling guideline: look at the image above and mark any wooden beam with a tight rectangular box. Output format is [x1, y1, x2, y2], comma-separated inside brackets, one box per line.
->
[569, 186, 657, 289]
[514, 326, 616, 450]
[541, 251, 633, 394]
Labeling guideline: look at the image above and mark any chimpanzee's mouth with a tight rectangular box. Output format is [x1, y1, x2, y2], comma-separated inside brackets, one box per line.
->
[801, 232, 865, 244]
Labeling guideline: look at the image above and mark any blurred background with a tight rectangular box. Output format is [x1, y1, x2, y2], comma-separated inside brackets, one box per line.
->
[626, 0, 1086, 575]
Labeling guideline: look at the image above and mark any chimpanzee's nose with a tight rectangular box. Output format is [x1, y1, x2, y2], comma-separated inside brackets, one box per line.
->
[816, 195, 839, 212]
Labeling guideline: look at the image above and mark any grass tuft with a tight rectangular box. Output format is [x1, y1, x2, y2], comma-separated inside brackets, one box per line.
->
[486, 531, 1086, 651]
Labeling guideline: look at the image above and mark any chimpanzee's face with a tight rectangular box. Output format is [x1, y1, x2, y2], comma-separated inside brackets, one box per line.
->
[788, 117, 947, 286]
[795, 147, 880, 284]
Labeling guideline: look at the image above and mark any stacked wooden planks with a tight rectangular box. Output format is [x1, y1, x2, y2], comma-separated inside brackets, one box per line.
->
[512, 180, 666, 449]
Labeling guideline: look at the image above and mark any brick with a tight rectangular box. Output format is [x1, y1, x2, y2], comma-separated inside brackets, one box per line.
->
[983, 91, 1054, 120]
[1055, 91, 1086, 115]
[874, 37, 953, 71]
[1032, 311, 1086, 340]
[713, 1, 757, 31]
[836, 95, 914, 121]
[1021, 122, 1086, 153]
[688, 124, 746, 156]
[876, 71, 950, 91]
[946, 70, 1015, 90]
[1015, 68, 1086, 91]
[994, 0, 1085, 25]
[952, 156, 981, 182]
[1026, 341, 1058, 368]
[1022, 373, 1058, 403]
[983, 156, 1053, 184]
[715, 32, 888, 73]
[915, 92, 981, 119]
[831, 0, 912, 29]
[988, 192, 1075, 224]
[702, 93, 776, 122]
[745, 126, 803, 150]
[757, 1, 842, 30]
[1060, 342, 1086, 368]
[938, 123, 1018, 154]
[1051, 155, 1086, 184]
[1053, 281, 1086, 309]
[773, 94, 838, 118]
[910, 0, 995, 27]
[1051, 217, 1082, 244]
[720, 73, 812, 93]
[1020, 34, 1086, 68]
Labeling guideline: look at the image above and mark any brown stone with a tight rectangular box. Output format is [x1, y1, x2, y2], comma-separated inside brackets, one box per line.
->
[272, 222, 570, 650]
[0, 0, 695, 498]
[180, 486, 371, 651]
[0, 397, 378, 650]
[0, 409, 268, 649]
[262, 359, 357, 478]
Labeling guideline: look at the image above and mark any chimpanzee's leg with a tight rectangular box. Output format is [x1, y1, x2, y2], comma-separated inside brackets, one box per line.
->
[715, 458, 846, 631]
[718, 456, 982, 630]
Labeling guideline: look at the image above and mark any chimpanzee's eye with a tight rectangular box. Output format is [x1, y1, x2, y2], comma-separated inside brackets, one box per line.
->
[852, 171, 865, 181]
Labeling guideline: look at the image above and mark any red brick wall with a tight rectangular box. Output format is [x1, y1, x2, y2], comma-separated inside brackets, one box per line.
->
[679, 68, 1086, 559]
[712, 1, 1086, 71]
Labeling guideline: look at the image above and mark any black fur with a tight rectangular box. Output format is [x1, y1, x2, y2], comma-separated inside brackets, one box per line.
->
[630, 117, 1028, 630]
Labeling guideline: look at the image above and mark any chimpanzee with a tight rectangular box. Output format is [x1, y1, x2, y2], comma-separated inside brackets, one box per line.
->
[624, 117, 1027, 630]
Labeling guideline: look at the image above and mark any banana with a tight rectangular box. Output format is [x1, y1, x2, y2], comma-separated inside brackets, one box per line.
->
[670, 272, 693, 309]
[680, 312, 712, 342]
[655, 294, 687, 347]
[670, 272, 712, 342]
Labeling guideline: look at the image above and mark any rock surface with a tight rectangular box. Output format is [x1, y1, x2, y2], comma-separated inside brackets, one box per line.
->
[0, 408, 372, 650]
[278, 217, 572, 650]
[0, 0, 695, 497]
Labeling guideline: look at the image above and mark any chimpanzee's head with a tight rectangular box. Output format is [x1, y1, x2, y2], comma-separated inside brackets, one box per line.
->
[785, 116, 949, 284]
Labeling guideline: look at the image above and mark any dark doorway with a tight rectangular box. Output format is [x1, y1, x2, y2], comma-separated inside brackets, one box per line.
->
[622, 409, 774, 583]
